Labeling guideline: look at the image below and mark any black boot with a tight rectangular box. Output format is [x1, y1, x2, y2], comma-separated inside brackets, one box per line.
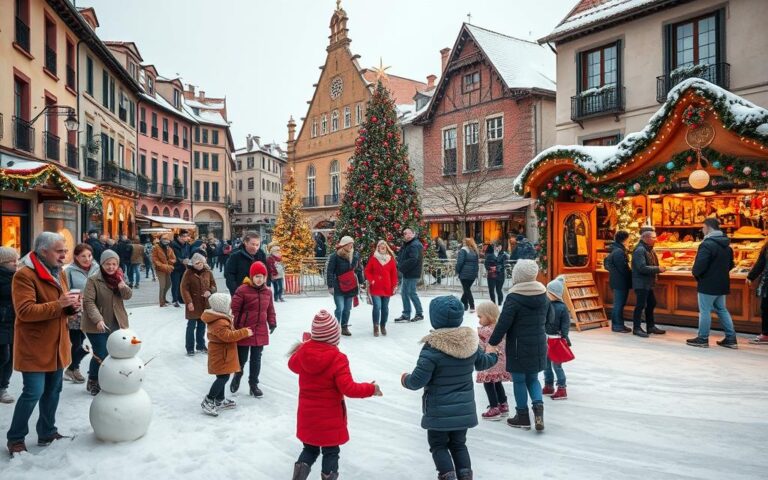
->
[321, 472, 339, 480]
[457, 468, 473, 480]
[532, 403, 545, 432]
[438, 472, 458, 480]
[507, 408, 531, 430]
[291, 462, 311, 480]
[230, 372, 242, 393]
[249, 382, 263, 398]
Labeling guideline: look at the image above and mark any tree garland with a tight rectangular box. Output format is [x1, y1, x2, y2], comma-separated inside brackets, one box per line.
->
[534, 148, 765, 273]
[0, 164, 102, 210]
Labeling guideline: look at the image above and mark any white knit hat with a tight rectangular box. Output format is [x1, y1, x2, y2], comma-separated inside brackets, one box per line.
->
[547, 275, 565, 301]
[0, 247, 19, 265]
[336, 236, 354, 248]
[190, 252, 207, 265]
[512, 259, 539, 285]
[208, 293, 231, 315]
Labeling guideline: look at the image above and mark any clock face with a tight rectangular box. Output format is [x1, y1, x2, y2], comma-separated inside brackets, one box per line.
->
[330, 77, 343, 100]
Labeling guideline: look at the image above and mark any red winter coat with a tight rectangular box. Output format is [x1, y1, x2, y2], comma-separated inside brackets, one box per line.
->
[364, 254, 398, 297]
[231, 283, 276, 347]
[288, 340, 375, 447]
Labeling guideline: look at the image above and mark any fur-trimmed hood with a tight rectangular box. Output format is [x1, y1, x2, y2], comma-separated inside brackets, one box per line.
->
[421, 327, 479, 359]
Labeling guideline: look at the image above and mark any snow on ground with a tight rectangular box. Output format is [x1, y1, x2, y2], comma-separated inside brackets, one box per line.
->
[2, 295, 767, 479]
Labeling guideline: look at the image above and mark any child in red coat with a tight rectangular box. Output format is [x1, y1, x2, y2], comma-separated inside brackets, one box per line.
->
[231, 261, 276, 398]
[363, 240, 398, 337]
[288, 310, 382, 480]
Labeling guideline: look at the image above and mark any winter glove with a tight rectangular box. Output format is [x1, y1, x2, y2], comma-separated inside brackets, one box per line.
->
[269, 325, 276, 334]
[400, 372, 408, 388]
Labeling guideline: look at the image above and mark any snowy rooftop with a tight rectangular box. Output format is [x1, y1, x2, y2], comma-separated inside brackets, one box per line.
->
[185, 98, 226, 110]
[514, 78, 768, 191]
[2, 291, 765, 478]
[541, 0, 667, 43]
[182, 99, 229, 127]
[466, 24, 556, 92]
[140, 92, 198, 123]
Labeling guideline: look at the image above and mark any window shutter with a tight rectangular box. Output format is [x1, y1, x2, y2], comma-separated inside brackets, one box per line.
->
[663, 23, 673, 73]
[575, 51, 583, 94]
[716, 8, 726, 64]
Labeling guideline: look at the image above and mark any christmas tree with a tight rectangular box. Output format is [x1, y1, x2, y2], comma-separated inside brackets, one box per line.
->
[615, 199, 641, 251]
[335, 81, 426, 262]
[272, 168, 315, 273]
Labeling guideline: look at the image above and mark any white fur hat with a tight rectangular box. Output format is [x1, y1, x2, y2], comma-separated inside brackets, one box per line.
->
[512, 259, 539, 285]
[208, 293, 231, 314]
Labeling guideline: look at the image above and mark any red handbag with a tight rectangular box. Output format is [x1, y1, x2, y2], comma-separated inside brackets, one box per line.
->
[547, 336, 575, 363]
[336, 269, 359, 294]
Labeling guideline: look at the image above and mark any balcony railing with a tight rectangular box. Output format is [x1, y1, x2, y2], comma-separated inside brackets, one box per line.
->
[139, 121, 146, 134]
[15, 17, 30, 53]
[66, 143, 77, 169]
[13, 117, 34, 153]
[151, 126, 158, 138]
[161, 184, 185, 200]
[162, 132, 169, 143]
[212, 194, 220, 202]
[45, 46, 57, 75]
[656, 62, 730, 103]
[44, 131, 60, 161]
[66, 66, 76, 90]
[571, 85, 625, 121]
[302, 196, 318, 207]
[324, 194, 339, 206]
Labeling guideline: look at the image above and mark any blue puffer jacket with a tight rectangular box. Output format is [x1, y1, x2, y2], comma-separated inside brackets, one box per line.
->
[455, 247, 479, 281]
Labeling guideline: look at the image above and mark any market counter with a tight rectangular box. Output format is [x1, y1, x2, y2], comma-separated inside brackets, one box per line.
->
[595, 270, 761, 334]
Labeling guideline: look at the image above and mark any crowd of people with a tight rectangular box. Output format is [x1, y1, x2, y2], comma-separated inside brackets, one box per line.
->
[1, 221, 765, 479]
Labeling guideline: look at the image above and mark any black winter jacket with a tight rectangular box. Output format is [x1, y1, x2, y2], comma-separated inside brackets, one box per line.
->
[546, 300, 571, 346]
[115, 240, 133, 265]
[0, 266, 15, 345]
[326, 252, 364, 297]
[484, 251, 508, 280]
[489, 292, 549, 374]
[692, 232, 734, 296]
[604, 242, 632, 291]
[455, 248, 479, 281]
[631, 241, 661, 290]
[170, 239, 192, 272]
[224, 247, 267, 295]
[747, 248, 768, 297]
[87, 238, 105, 263]
[397, 238, 423, 279]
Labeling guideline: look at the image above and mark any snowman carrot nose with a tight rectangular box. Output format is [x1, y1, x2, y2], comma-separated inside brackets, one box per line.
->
[131, 337, 142, 344]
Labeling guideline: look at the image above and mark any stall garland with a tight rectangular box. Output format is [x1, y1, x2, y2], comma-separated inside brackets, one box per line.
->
[0, 164, 102, 210]
[534, 148, 767, 273]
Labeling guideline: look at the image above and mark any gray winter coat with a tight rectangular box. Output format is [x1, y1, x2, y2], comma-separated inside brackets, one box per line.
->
[631, 241, 661, 290]
[455, 247, 479, 280]
[65, 262, 99, 330]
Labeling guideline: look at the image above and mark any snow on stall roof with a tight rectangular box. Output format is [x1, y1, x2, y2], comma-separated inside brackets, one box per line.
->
[514, 77, 768, 191]
[185, 98, 225, 110]
[61, 171, 100, 191]
[543, 0, 666, 42]
[0, 157, 99, 192]
[465, 24, 555, 92]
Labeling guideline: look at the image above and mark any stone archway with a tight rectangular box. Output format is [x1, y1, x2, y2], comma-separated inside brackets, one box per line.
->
[195, 209, 225, 239]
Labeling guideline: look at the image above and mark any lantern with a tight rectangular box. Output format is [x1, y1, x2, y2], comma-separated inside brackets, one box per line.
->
[688, 169, 710, 190]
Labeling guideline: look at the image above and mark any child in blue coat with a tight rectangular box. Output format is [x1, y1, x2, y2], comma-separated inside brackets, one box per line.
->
[401, 295, 498, 480]
[543, 276, 571, 400]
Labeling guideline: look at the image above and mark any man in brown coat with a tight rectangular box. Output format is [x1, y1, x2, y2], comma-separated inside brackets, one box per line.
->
[7, 232, 80, 456]
[128, 237, 145, 290]
[152, 234, 176, 307]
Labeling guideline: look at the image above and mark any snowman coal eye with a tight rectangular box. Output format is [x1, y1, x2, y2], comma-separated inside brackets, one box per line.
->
[122, 337, 127, 340]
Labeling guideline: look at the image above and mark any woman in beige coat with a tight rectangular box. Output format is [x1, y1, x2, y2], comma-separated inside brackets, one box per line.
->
[81, 249, 132, 395]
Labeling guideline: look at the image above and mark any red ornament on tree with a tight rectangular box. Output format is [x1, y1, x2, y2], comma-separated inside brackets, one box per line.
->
[367, 214, 374, 221]
[371, 116, 378, 123]
[726, 165, 735, 173]
[617, 188, 627, 198]
[658, 175, 666, 183]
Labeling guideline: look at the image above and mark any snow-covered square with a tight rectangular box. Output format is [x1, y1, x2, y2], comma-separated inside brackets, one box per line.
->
[1, 294, 766, 479]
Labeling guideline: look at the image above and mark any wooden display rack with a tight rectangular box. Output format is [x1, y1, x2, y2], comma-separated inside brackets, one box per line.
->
[562, 273, 608, 331]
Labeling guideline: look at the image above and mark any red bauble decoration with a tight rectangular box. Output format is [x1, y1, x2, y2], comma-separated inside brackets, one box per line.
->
[394, 222, 401, 229]
[686, 155, 693, 163]
[387, 132, 393, 139]
[762, 171, 768, 178]
[617, 188, 626, 198]
[592, 187, 599, 194]
[576, 188, 584, 196]
[726, 165, 735, 173]
[547, 182, 553, 189]
[396, 189, 402, 195]
[658, 175, 666, 183]
[371, 116, 378, 123]
[352, 201, 358, 208]
[367, 214, 374, 221]
[383, 141, 389, 147]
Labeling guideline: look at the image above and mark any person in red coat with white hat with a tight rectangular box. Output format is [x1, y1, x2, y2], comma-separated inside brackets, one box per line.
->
[364, 240, 398, 337]
[230, 261, 276, 398]
[288, 310, 382, 480]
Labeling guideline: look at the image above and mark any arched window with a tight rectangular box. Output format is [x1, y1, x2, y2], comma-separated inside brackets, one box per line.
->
[321, 114, 328, 135]
[152, 206, 160, 216]
[162, 207, 170, 217]
[343, 107, 351, 128]
[331, 110, 339, 132]
[307, 165, 316, 205]
[140, 205, 149, 216]
[183, 210, 190, 221]
[173, 208, 180, 218]
[330, 160, 340, 202]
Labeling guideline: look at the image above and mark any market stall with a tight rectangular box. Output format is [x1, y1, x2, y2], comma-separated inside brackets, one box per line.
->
[514, 79, 768, 333]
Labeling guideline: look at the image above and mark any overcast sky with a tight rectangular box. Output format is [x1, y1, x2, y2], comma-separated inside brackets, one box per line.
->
[80, 0, 576, 148]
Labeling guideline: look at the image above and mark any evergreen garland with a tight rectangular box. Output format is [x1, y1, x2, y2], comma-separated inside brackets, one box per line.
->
[0, 164, 102, 210]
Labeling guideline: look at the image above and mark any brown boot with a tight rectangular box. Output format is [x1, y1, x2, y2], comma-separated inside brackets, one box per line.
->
[373, 324, 380, 337]
[291, 462, 311, 480]
[341, 326, 352, 336]
[380, 325, 387, 336]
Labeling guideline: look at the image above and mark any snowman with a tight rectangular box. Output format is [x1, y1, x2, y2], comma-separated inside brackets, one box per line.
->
[89, 329, 152, 442]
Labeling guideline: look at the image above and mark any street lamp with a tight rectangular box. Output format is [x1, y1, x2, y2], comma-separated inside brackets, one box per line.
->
[30, 105, 79, 132]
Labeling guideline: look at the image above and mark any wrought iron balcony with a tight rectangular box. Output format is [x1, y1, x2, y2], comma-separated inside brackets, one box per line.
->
[302, 196, 319, 208]
[212, 194, 220, 202]
[173, 134, 179, 146]
[44, 131, 60, 161]
[656, 62, 730, 103]
[161, 184, 185, 200]
[571, 85, 625, 121]
[66, 143, 78, 169]
[15, 17, 30, 53]
[194, 194, 201, 201]
[45, 46, 57, 75]
[324, 194, 339, 206]
[13, 117, 34, 153]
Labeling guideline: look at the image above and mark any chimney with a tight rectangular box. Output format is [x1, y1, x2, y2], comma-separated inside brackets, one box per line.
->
[426, 74, 437, 89]
[440, 48, 451, 73]
[246, 134, 253, 151]
[199, 90, 206, 101]
[287, 117, 296, 143]
[187, 84, 195, 95]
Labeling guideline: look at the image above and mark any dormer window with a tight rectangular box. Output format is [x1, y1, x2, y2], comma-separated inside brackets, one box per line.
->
[173, 89, 181, 109]
[463, 72, 480, 93]
[192, 107, 200, 115]
[147, 76, 155, 95]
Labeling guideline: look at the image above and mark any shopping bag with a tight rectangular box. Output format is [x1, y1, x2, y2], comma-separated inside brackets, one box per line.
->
[547, 336, 575, 363]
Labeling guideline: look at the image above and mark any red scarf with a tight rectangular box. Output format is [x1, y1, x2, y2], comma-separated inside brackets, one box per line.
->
[101, 266, 124, 294]
[29, 252, 60, 288]
[74, 258, 93, 272]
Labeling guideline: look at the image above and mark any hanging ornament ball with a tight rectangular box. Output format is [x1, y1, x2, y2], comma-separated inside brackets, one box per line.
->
[743, 166, 752, 176]
[688, 169, 710, 190]
[658, 175, 666, 183]
[577, 188, 584, 196]
[633, 183, 641, 192]
[762, 171, 768, 178]
[686, 155, 693, 163]
[383, 141, 389, 147]
[649, 170, 655, 177]
[617, 188, 627, 198]
[371, 116, 378, 123]
[387, 132, 393, 139]
[554, 176, 560, 182]
[666, 161, 676, 170]
[726, 165, 735, 173]
[367, 214, 374, 221]
[592, 187, 599, 194]
[547, 182, 553, 189]
[352, 201, 358, 208]
[712, 161, 722, 169]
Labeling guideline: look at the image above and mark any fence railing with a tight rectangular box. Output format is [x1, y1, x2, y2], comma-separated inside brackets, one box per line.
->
[297, 257, 517, 296]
